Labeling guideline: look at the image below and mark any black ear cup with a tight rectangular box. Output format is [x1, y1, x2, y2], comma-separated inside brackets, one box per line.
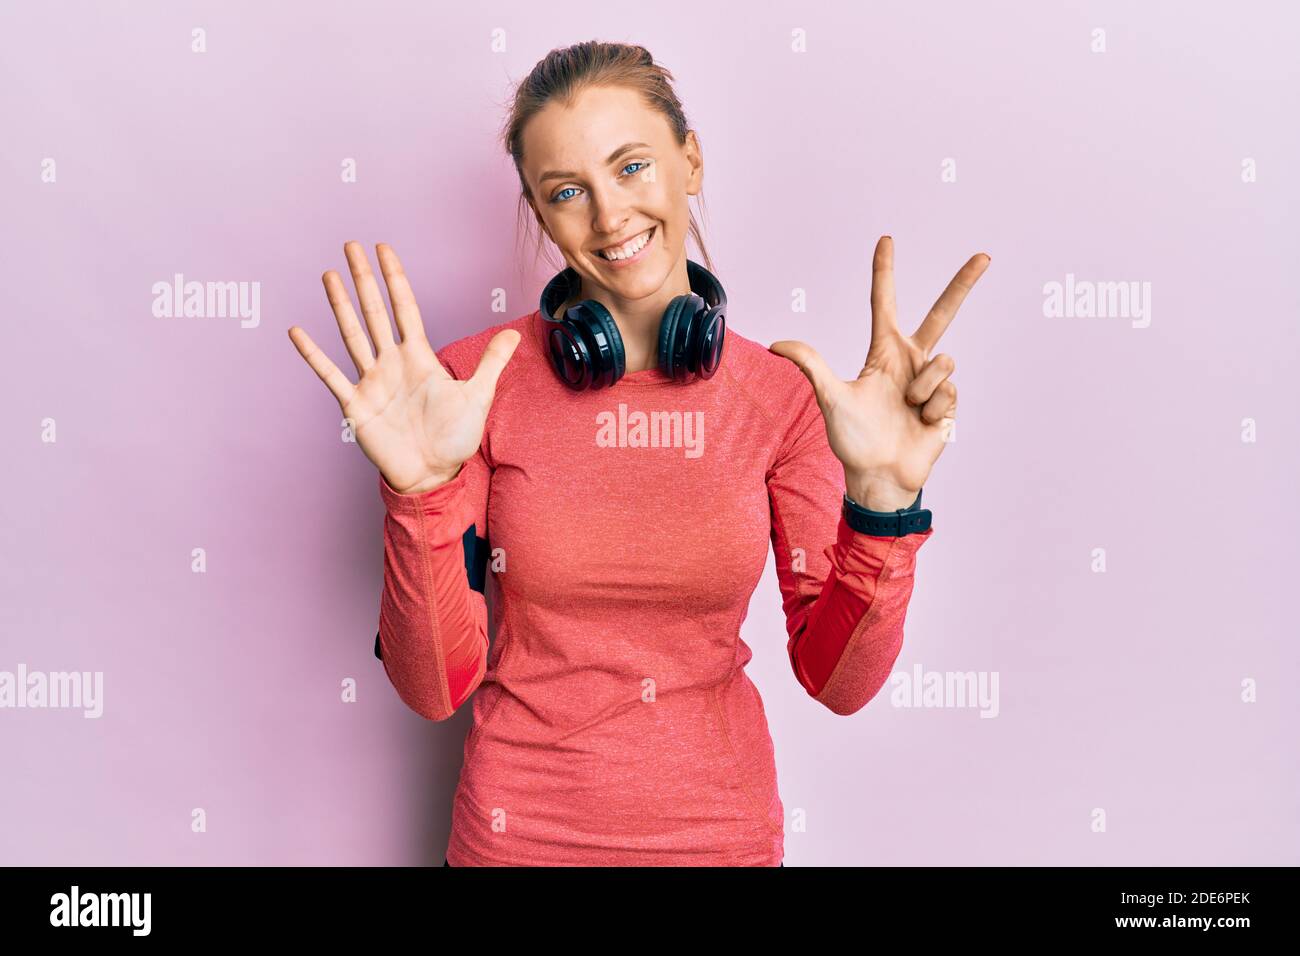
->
[544, 299, 624, 390]
[693, 305, 726, 379]
[539, 259, 728, 391]
[659, 292, 719, 382]
[656, 293, 695, 381]
[658, 294, 725, 382]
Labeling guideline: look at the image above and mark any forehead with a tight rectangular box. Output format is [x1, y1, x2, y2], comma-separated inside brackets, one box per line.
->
[521, 85, 672, 177]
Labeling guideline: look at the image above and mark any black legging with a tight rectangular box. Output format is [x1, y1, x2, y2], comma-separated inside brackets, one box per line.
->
[444, 857, 784, 866]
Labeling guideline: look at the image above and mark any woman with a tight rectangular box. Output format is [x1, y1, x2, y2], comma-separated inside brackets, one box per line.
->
[288, 41, 988, 866]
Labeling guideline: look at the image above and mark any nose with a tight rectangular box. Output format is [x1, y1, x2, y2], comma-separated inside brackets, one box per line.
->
[588, 186, 630, 239]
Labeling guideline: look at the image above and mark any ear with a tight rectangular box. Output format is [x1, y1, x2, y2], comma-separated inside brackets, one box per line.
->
[683, 130, 704, 197]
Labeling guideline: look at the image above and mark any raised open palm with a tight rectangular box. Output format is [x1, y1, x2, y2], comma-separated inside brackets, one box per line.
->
[769, 236, 990, 511]
[288, 242, 521, 496]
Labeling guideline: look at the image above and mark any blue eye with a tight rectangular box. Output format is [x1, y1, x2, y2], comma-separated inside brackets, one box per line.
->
[550, 160, 652, 203]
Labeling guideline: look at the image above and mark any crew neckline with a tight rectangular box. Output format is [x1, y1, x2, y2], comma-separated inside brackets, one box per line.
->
[616, 366, 675, 385]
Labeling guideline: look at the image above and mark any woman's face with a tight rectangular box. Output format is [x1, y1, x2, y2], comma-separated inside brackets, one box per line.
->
[522, 84, 702, 305]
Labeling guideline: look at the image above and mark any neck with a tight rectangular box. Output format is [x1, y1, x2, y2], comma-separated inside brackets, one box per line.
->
[555, 257, 694, 373]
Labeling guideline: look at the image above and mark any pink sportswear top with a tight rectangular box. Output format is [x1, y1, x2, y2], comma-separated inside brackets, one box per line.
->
[376, 308, 934, 866]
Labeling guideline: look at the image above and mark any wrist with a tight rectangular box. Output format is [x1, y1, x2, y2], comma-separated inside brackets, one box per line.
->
[844, 471, 918, 512]
[393, 463, 463, 496]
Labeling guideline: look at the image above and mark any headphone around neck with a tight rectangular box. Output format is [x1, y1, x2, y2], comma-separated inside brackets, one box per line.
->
[539, 258, 727, 390]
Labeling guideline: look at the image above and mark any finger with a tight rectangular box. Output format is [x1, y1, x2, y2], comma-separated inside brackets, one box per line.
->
[868, 235, 900, 355]
[466, 328, 523, 405]
[322, 269, 375, 376]
[911, 252, 990, 354]
[375, 243, 429, 346]
[288, 325, 356, 408]
[344, 241, 397, 353]
[919, 380, 957, 425]
[904, 352, 956, 406]
[768, 339, 842, 410]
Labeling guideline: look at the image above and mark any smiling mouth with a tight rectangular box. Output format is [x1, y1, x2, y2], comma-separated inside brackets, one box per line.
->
[596, 225, 656, 262]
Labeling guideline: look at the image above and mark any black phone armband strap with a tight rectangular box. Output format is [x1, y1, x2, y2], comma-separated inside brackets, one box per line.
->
[374, 524, 490, 661]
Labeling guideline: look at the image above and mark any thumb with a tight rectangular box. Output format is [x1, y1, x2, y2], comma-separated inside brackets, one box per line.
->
[768, 339, 839, 410]
[467, 328, 522, 405]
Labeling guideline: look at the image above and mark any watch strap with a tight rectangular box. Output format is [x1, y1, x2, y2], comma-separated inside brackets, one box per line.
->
[842, 487, 932, 536]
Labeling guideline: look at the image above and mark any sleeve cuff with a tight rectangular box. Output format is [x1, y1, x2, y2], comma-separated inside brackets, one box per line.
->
[831, 510, 934, 581]
[378, 465, 468, 515]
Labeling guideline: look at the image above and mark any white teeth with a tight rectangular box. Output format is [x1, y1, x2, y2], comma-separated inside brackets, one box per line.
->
[599, 228, 652, 260]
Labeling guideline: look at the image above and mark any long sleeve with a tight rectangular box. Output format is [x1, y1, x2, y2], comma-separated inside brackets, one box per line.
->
[767, 379, 934, 716]
[375, 350, 493, 722]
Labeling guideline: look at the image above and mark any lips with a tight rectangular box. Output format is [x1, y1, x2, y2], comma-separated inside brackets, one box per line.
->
[596, 225, 655, 260]
[595, 225, 656, 267]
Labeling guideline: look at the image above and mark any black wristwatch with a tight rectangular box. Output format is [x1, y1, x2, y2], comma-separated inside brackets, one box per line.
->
[842, 487, 932, 536]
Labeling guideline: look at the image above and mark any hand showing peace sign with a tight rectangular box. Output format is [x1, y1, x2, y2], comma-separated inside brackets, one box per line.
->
[768, 236, 990, 512]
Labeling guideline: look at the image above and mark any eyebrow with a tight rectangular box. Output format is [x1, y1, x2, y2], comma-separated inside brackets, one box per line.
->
[537, 142, 652, 185]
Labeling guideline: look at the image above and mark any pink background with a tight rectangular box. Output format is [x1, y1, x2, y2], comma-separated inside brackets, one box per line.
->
[2, 0, 1297, 865]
